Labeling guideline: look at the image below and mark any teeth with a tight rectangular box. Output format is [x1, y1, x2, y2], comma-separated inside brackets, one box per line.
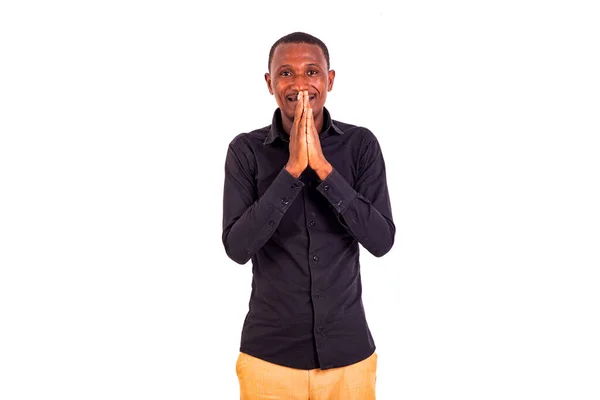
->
[286, 95, 315, 101]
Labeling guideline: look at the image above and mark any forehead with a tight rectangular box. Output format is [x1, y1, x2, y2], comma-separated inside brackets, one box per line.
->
[271, 42, 327, 70]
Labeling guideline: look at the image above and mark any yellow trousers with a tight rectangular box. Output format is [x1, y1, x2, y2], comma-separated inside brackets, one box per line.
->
[236, 352, 377, 400]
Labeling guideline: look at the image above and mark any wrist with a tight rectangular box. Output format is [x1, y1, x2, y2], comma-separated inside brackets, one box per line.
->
[314, 162, 333, 180]
[285, 164, 303, 178]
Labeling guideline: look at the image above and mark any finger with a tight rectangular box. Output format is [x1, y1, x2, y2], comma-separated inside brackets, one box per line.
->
[293, 91, 304, 124]
[300, 95, 307, 136]
[302, 90, 308, 114]
[306, 108, 314, 143]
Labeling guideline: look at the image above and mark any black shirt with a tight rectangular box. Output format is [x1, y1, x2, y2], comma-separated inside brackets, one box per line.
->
[222, 107, 395, 370]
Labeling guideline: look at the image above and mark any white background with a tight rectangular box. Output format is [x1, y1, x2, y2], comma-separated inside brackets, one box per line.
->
[1, 1, 599, 399]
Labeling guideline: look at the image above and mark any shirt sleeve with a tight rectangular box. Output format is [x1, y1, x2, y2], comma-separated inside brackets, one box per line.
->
[222, 143, 304, 264]
[316, 138, 395, 257]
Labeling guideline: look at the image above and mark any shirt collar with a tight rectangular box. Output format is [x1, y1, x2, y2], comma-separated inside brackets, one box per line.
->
[263, 107, 344, 145]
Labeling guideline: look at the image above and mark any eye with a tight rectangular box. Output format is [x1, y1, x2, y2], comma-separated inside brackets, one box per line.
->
[280, 71, 292, 77]
[307, 70, 319, 76]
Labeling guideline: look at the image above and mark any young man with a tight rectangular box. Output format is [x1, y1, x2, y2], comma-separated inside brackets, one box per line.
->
[222, 32, 395, 399]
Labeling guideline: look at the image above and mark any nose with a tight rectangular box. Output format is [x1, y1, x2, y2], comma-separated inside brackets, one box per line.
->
[292, 74, 310, 92]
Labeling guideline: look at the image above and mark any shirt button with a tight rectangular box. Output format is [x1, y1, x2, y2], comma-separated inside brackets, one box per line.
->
[268, 221, 274, 226]
[323, 185, 330, 191]
[336, 200, 343, 206]
[309, 221, 315, 226]
[308, 182, 313, 187]
[318, 327, 325, 336]
[281, 198, 289, 205]
[315, 291, 322, 299]
[313, 255, 319, 262]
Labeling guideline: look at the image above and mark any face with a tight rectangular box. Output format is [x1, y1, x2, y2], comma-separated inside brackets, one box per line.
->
[265, 42, 335, 127]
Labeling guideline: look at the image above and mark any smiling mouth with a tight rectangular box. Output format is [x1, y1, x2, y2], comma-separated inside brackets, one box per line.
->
[286, 93, 316, 102]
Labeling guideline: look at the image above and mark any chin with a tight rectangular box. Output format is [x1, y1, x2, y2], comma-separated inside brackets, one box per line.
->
[280, 106, 295, 120]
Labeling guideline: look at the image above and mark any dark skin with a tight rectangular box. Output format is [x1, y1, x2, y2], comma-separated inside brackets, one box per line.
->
[265, 43, 336, 180]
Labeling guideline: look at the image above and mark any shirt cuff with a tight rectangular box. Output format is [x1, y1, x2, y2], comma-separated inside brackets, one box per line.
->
[316, 168, 357, 214]
[269, 167, 305, 213]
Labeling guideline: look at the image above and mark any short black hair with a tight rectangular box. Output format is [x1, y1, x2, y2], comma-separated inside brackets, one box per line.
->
[268, 32, 330, 71]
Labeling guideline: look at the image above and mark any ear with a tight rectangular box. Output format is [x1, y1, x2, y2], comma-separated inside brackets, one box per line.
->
[327, 70, 336, 92]
[265, 73, 274, 95]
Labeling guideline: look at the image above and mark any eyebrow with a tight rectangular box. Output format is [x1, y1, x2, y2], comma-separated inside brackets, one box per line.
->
[276, 63, 323, 71]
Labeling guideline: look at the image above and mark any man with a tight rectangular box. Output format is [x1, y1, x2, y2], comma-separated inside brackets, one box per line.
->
[222, 32, 395, 400]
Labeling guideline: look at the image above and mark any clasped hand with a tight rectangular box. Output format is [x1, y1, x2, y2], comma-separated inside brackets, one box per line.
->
[285, 91, 331, 179]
